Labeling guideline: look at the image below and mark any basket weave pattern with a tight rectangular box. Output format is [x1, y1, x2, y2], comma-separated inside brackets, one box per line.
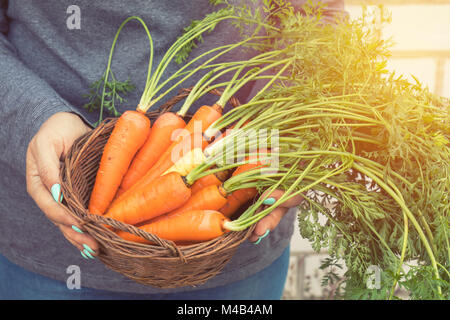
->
[59, 91, 254, 288]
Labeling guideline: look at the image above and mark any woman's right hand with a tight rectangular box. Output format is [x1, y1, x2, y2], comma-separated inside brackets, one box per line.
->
[26, 112, 99, 259]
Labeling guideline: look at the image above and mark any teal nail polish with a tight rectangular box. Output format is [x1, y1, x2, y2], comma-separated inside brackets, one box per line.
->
[72, 225, 84, 234]
[254, 230, 270, 245]
[262, 197, 276, 205]
[83, 249, 95, 259]
[80, 250, 89, 259]
[50, 184, 63, 203]
[83, 244, 95, 254]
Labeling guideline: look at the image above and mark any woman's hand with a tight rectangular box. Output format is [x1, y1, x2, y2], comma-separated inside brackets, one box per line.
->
[26, 112, 99, 259]
[249, 189, 304, 244]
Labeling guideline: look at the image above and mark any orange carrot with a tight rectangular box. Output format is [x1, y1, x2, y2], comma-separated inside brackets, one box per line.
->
[190, 170, 231, 195]
[118, 112, 186, 194]
[88, 110, 150, 215]
[104, 172, 191, 225]
[219, 151, 269, 218]
[174, 105, 222, 142]
[146, 104, 221, 182]
[111, 105, 220, 207]
[114, 105, 218, 200]
[220, 188, 258, 218]
[112, 130, 208, 204]
[117, 209, 229, 244]
[153, 184, 228, 223]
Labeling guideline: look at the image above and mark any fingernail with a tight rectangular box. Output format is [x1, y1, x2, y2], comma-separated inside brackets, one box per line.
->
[83, 244, 95, 255]
[83, 249, 95, 259]
[80, 250, 89, 259]
[254, 230, 270, 245]
[262, 197, 276, 205]
[51, 184, 63, 203]
[72, 225, 84, 234]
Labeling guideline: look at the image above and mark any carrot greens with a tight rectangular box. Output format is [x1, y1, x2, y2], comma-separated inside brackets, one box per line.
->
[179, 1, 449, 299]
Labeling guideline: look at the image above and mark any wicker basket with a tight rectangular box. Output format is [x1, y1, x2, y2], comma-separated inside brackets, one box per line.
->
[59, 90, 254, 289]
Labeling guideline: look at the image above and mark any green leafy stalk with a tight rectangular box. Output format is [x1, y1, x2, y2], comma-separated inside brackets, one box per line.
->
[83, 16, 154, 125]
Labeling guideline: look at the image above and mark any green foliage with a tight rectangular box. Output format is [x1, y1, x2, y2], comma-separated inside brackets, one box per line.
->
[174, 6, 235, 64]
[82, 71, 135, 123]
[174, 0, 291, 64]
[209, 0, 225, 5]
[198, 1, 449, 299]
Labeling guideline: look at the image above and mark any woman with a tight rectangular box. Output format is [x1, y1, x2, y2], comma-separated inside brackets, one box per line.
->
[0, 0, 345, 299]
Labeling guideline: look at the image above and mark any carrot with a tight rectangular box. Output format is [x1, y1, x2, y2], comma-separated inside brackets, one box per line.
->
[117, 209, 229, 244]
[115, 105, 218, 199]
[149, 104, 221, 179]
[146, 130, 208, 179]
[104, 171, 191, 225]
[88, 110, 150, 215]
[153, 184, 228, 223]
[112, 130, 208, 204]
[220, 187, 258, 218]
[191, 170, 231, 195]
[219, 151, 269, 218]
[174, 104, 222, 142]
[154, 104, 222, 177]
[112, 105, 219, 206]
[118, 112, 186, 194]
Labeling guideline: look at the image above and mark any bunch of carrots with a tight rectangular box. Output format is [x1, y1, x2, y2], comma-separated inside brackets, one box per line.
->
[88, 105, 227, 244]
[87, 90, 274, 245]
[85, 12, 287, 245]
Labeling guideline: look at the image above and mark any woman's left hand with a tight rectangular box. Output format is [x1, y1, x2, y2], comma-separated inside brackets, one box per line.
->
[249, 190, 304, 244]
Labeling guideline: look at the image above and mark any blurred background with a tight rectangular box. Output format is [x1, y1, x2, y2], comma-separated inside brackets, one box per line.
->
[282, 0, 450, 299]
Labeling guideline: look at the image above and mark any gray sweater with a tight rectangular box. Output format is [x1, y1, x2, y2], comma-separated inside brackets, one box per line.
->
[0, 0, 345, 294]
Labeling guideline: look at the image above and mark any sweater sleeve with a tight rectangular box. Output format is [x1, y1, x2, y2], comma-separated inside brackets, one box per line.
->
[0, 0, 77, 174]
